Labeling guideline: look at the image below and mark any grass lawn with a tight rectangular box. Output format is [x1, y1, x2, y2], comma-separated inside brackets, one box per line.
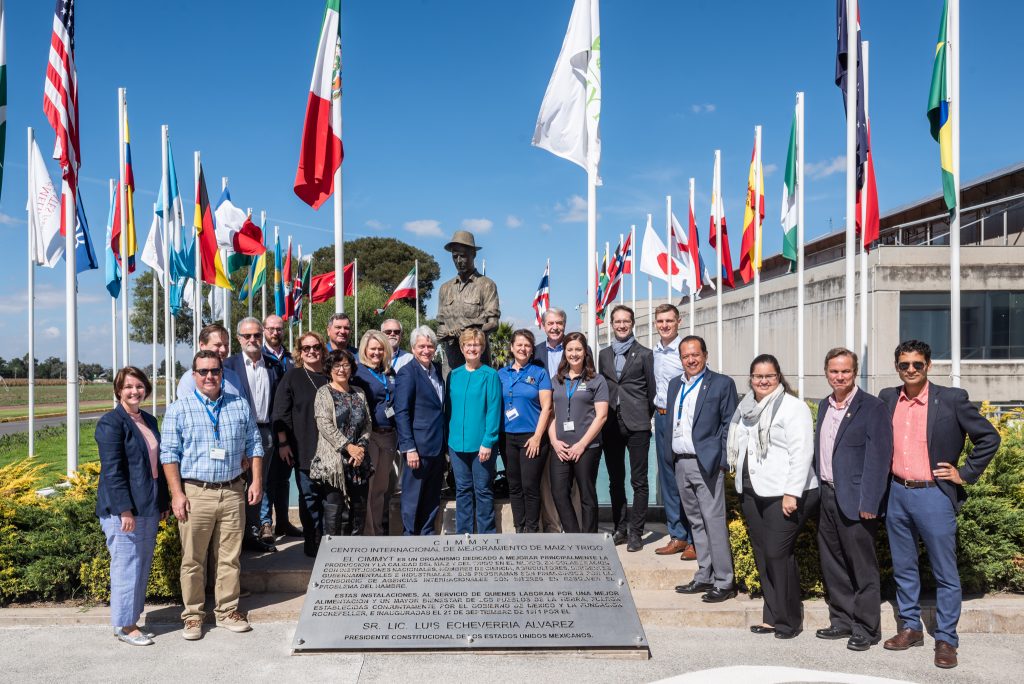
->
[0, 422, 101, 488]
[0, 382, 167, 421]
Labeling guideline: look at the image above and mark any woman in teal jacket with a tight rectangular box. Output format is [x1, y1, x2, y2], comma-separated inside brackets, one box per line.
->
[446, 328, 502, 533]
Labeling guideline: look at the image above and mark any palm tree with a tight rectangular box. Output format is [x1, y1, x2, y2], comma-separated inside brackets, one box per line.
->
[489, 322, 515, 369]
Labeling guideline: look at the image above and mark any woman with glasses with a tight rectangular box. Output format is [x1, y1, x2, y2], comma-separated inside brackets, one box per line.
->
[273, 332, 330, 556]
[95, 366, 169, 646]
[353, 330, 398, 535]
[497, 329, 553, 533]
[726, 354, 819, 639]
[548, 332, 608, 533]
[313, 349, 372, 536]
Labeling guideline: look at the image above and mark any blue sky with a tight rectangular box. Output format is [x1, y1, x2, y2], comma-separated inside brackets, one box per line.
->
[1, 0, 1020, 364]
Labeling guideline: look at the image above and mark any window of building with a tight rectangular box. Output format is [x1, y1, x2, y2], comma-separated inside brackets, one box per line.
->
[899, 291, 1024, 360]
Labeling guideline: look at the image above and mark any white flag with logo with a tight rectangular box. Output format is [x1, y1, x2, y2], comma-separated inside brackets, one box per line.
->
[27, 137, 64, 267]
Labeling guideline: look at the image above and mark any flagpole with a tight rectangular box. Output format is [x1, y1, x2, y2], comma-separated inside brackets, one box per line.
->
[297, 244, 303, 337]
[26, 127, 35, 458]
[151, 206, 158, 415]
[414, 259, 420, 330]
[260, 210, 267, 321]
[753, 125, 762, 357]
[354, 258, 359, 345]
[844, 0, 858, 350]
[604, 241, 611, 348]
[860, 42, 870, 388]
[109, 178, 118, 375]
[950, 0, 961, 387]
[647, 278, 653, 348]
[221, 177, 231, 348]
[118, 88, 130, 367]
[796, 93, 806, 400]
[161, 125, 172, 409]
[333, 88, 344, 314]
[616, 236, 623, 303]
[587, 170, 597, 362]
[714, 150, 724, 371]
[193, 151, 202, 355]
[630, 224, 637, 313]
[665, 195, 672, 304]
[246, 206, 254, 318]
[688, 177, 696, 336]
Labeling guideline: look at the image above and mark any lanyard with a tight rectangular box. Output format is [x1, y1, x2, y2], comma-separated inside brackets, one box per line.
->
[675, 372, 706, 422]
[194, 390, 224, 441]
[565, 376, 583, 417]
[505, 366, 531, 403]
[367, 367, 392, 404]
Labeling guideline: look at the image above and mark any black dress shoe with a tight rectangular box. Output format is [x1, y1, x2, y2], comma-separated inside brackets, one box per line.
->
[612, 529, 628, 546]
[774, 630, 799, 640]
[275, 523, 304, 538]
[674, 580, 714, 594]
[242, 536, 278, 553]
[626, 536, 643, 552]
[846, 635, 878, 651]
[749, 625, 775, 635]
[816, 626, 853, 640]
[701, 587, 737, 603]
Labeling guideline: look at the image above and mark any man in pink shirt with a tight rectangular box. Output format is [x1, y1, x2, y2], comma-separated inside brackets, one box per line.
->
[879, 340, 1000, 670]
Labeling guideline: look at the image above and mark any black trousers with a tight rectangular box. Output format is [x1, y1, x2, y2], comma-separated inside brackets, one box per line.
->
[503, 432, 549, 533]
[603, 413, 651, 537]
[549, 445, 601, 533]
[817, 484, 881, 640]
[742, 486, 821, 635]
[317, 482, 368, 537]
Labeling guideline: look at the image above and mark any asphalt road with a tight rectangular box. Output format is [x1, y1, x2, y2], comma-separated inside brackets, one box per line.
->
[0, 406, 165, 436]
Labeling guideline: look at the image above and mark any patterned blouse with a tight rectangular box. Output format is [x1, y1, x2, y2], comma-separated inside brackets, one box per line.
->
[312, 384, 373, 490]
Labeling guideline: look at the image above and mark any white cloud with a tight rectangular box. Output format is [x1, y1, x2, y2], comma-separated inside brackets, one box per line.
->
[0, 212, 24, 225]
[806, 156, 847, 180]
[540, 223, 551, 232]
[365, 219, 388, 231]
[43, 327, 60, 339]
[461, 218, 493, 233]
[555, 195, 587, 223]
[403, 219, 443, 237]
[763, 163, 778, 177]
[690, 103, 716, 114]
[505, 215, 523, 229]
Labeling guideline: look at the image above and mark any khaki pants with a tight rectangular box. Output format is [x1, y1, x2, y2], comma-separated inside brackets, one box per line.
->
[178, 480, 245, 622]
[364, 430, 398, 536]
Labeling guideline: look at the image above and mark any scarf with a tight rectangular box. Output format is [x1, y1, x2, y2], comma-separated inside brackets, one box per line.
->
[611, 335, 635, 378]
[726, 384, 786, 470]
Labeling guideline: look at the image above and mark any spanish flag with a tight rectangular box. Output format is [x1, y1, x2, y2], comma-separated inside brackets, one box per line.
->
[739, 138, 764, 285]
[194, 164, 231, 288]
[927, 0, 955, 214]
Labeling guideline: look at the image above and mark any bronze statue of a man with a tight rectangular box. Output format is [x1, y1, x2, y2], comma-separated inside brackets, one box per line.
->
[436, 231, 500, 373]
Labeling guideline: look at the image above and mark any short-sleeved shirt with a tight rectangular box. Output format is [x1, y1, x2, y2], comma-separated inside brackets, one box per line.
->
[498, 362, 552, 434]
[550, 373, 609, 448]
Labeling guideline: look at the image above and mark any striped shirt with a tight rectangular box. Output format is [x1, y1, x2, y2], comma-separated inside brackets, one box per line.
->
[160, 390, 263, 483]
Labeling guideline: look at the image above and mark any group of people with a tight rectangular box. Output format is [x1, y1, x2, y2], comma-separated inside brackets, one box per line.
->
[94, 297, 1000, 669]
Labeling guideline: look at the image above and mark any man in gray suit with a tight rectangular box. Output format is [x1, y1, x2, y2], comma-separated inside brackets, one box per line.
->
[666, 335, 738, 602]
[598, 305, 656, 552]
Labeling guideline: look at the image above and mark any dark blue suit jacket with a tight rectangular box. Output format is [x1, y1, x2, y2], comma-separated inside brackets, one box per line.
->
[95, 405, 169, 518]
[879, 381, 1000, 512]
[224, 352, 285, 426]
[662, 368, 737, 483]
[394, 360, 446, 457]
[814, 389, 894, 520]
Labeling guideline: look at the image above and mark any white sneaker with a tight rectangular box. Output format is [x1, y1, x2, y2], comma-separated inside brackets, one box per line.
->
[216, 610, 252, 633]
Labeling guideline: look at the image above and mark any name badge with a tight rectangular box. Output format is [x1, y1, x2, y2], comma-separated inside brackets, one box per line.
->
[578, 383, 588, 391]
[505, 407, 520, 421]
[562, 420, 575, 432]
[210, 447, 227, 461]
[384, 406, 396, 419]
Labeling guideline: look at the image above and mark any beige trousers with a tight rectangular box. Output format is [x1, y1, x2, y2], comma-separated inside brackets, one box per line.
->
[363, 430, 398, 536]
[178, 480, 245, 622]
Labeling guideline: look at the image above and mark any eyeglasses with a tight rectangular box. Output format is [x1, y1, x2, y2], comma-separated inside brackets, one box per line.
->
[300, 345, 322, 353]
[194, 368, 223, 377]
[382, 329, 401, 336]
[331, 365, 352, 374]
[239, 333, 262, 340]
[897, 361, 927, 372]
[751, 374, 778, 382]
[264, 326, 283, 332]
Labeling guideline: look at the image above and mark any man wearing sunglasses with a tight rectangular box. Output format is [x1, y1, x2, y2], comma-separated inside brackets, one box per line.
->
[382, 318, 413, 372]
[878, 340, 1000, 669]
[160, 350, 264, 641]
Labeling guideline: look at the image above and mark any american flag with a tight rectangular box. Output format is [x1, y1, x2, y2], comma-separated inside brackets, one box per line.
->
[43, 0, 79, 197]
[531, 262, 550, 328]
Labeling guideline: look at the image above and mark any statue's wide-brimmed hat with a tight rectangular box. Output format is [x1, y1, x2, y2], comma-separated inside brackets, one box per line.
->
[444, 230, 482, 253]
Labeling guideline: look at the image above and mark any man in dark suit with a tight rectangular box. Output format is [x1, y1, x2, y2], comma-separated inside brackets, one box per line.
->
[598, 305, 656, 551]
[533, 308, 566, 379]
[667, 335, 738, 603]
[879, 340, 1000, 670]
[394, 326, 447, 535]
[813, 347, 893, 651]
[225, 317, 287, 552]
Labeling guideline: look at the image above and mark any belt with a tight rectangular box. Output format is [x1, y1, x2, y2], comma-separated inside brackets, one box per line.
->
[893, 475, 937, 489]
[675, 452, 697, 459]
[373, 426, 395, 434]
[655, 408, 667, 415]
[183, 475, 244, 490]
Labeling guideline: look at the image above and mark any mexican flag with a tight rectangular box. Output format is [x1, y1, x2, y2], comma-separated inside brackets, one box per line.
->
[781, 108, 798, 268]
[294, 0, 344, 210]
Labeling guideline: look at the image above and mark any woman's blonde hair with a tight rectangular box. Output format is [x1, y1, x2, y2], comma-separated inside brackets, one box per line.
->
[459, 328, 487, 349]
[358, 330, 393, 370]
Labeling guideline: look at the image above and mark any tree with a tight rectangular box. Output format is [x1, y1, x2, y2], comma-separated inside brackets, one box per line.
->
[79, 363, 107, 381]
[310, 237, 441, 314]
[489, 322, 515, 369]
[37, 356, 66, 379]
[307, 282, 434, 351]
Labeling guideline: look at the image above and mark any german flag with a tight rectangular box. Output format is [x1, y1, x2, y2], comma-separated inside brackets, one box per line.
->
[194, 164, 231, 288]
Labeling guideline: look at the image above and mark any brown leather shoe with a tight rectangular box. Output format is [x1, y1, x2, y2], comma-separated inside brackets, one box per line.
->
[259, 523, 275, 544]
[655, 539, 688, 555]
[680, 544, 697, 561]
[883, 627, 924, 650]
[935, 640, 958, 669]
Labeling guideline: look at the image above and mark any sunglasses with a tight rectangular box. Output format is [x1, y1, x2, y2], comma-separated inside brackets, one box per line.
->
[239, 332, 262, 340]
[897, 361, 927, 372]
[300, 344, 322, 353]
[382, 329, 401, 336]
[194, 368, 223, 377]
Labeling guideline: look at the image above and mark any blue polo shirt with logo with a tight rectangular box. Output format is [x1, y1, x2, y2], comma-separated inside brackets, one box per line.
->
[497, 362, 552, 434]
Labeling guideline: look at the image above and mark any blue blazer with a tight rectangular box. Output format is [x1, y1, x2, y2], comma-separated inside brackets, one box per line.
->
[95, 405, 169, 518]
[662, 368, 737, 484]
[879, 381, 1000, 512]
[814, 389, 894, 520]
[224, 352, 285, 425]
[394, 360, 446, 457]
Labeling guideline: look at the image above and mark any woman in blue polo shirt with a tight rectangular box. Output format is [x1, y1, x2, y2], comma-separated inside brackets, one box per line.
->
[498, 329, 553, 533]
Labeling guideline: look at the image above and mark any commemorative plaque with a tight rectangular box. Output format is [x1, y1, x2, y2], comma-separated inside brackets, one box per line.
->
[292, 533, 649, 656]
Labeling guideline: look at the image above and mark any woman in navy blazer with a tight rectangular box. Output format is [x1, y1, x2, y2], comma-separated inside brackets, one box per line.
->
[393, 326, 447, 535]
[95, 367, 169, 646]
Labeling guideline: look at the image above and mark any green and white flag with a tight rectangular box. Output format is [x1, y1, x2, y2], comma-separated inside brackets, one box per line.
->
[0, 0, 7, 201]
[780, 107, 798, 268]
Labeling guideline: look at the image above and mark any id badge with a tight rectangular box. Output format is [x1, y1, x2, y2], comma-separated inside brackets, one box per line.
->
[505, 407, 520, 421]
[562, 420, 575, 432]
[210, 447, 227, 461]
[384, 406, 396, 419]
[578, 383, 588, 391]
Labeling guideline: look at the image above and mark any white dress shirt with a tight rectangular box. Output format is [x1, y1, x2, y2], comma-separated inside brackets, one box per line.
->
[671, 372, 705, 454]
[244, 354, 270, 423]
[653, 335, 684, 409]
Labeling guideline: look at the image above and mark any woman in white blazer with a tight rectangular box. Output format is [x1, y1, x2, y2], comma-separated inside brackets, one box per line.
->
[727, 354, 820, 639]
